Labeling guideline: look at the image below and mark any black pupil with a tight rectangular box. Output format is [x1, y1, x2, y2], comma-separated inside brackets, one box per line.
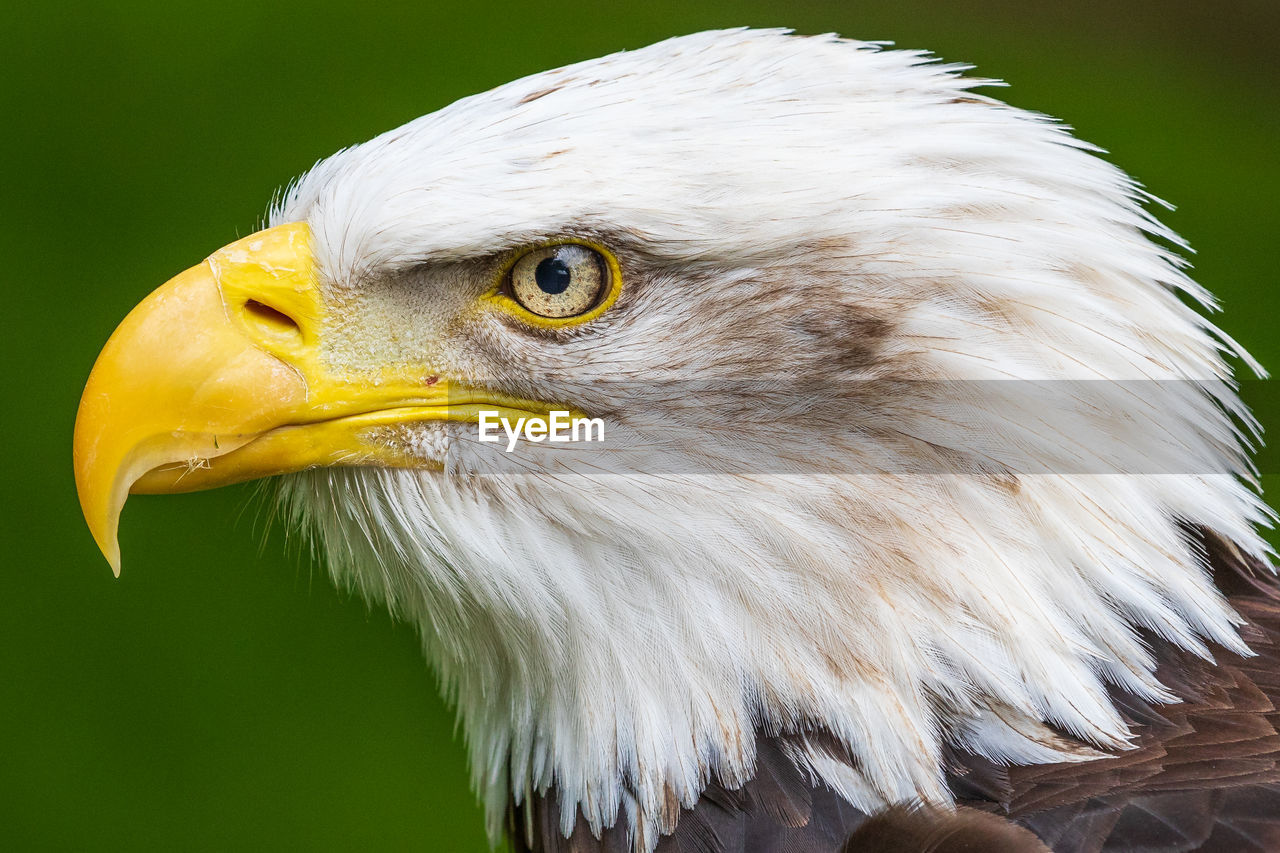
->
[534, 256, 573, 295]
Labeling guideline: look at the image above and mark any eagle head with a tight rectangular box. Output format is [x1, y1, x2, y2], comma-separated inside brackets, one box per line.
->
[73, 29, 1271, 851]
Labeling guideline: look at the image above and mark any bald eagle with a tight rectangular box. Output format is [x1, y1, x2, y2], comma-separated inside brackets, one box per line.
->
[74, 29, 1279, 853]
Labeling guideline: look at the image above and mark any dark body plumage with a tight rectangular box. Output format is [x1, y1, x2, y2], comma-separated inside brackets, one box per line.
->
[510, 528, 1280, 852]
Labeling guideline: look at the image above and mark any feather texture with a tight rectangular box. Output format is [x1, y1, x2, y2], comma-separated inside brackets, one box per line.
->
[265, 30, 1275, 851]
[511, 529, 1280, 851]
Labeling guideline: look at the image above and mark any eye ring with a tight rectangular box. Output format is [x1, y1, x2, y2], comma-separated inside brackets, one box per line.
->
[496, 242, 620, 324]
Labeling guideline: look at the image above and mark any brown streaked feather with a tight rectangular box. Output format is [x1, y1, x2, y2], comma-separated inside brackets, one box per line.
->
[510, 526, 1280, 851]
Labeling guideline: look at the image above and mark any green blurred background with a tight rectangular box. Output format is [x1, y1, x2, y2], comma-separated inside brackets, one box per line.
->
[2, 0, 1276, 849]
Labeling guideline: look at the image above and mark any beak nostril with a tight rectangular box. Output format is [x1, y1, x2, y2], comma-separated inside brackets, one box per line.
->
[243, 299, 302, 340]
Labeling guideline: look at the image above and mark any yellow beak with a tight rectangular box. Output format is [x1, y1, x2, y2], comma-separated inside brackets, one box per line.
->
[73, 222, 540, 576]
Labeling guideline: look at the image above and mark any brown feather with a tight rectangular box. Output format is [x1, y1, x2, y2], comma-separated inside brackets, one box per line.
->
[510, 526, 1280, 851]
[841, 806, 1050, 853]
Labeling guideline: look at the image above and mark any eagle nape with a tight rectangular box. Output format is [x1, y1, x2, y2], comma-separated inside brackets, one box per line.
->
[73, 28, 1279, 853]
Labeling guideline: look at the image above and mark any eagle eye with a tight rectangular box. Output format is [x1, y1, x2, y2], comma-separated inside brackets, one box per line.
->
[507, 244, 609, 319]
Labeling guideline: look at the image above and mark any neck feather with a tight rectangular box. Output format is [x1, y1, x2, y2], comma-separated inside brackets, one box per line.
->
[280, 458, 1266, 850]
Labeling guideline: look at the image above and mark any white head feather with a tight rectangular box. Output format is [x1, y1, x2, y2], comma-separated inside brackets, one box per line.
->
[269, 29, 1272, 851]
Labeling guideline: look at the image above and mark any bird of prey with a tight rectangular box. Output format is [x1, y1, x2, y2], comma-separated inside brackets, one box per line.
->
[73, 29, 1279, 853]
